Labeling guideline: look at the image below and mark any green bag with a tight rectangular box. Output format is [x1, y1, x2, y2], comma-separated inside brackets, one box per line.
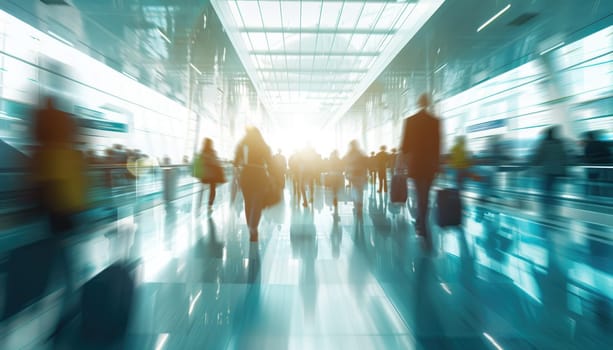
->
[192, 153, 203, 179]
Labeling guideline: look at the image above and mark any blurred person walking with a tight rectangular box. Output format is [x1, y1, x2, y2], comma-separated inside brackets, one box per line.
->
[326, 150, 345, 216]
[532, 126, 567, 212]
[5, 95, 88, 327]
[369, 151, 377, 188]
[449, 136, 472, 191]
[31, 95, 87, 247]
[289, 151, 301, 202]
[583, 131, 611, 196]
[375, 145, 390, 193]
[196, 138, 225, 213]
[234, 127, 278, 242]
[343, 140, 369, 217]
[272, 149, 288, 190]
[299, 146, 320, 207]
[400, 93, 441, 245]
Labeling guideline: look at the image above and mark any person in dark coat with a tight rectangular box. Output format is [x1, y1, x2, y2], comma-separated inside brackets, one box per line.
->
[343, 140, 369, 217]
[368, 151, 377, 187]
[584, 131, 611, 196]
[532, 126, 567, 210]
[234, 127, 274, 242]
[375, 145, 390, 193]
[198, 138, 223, 212]
[400, 93, 441, 246]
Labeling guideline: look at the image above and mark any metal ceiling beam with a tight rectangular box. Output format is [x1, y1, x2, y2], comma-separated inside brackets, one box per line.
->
[266, 87, 353, 92]
[257, 68, 368, 73]
[250, 50, 379, 56]
[239, 27, 394, 35]
[261, 79, 361, 84]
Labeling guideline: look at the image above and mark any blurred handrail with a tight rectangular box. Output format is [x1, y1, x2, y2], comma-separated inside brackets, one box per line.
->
[0, 163, 237, 172]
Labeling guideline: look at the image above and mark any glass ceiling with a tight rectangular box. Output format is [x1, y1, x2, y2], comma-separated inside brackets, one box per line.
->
[211, 0, 445, 127]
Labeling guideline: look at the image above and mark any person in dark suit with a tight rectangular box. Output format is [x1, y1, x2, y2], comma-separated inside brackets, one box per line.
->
[400, 93, 441, 243]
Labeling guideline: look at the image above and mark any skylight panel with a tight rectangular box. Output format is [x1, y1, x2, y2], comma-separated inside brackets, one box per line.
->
[393, 4, 417, 30]
[338, 2, 365, 30]
[295, 33, 319, 52]
[255, 55, 272, 69]
[258, 1, 282, 28]
[347, 34, 371, 51]
[355, 3, 384, 30]
[315, 33, 332, 52]
[235, 1, 262, 27]
[312, 56, 328, 70]
[354, 57, 375, 70]
[247, 32, 269, 51]
[228, 2, 244, 27]
[375, 4, 405, 30]
[300, 2, 322, 29]
[320, 2, 344, 28]
[363, 35, 388, 52]
[265, 33, 284, 50]
[211, 0, 445, 127]
[281, 1, 301, 29]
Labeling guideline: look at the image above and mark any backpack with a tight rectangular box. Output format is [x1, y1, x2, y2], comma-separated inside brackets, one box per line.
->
[192, 153, 203, 179]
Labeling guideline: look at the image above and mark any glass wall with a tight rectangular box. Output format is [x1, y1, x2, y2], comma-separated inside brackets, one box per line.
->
[0, 10, 207, 163]
[435, 25, 612, 160]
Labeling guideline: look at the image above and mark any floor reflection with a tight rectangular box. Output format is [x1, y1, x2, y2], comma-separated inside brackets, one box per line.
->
[14, 181, 613, 350]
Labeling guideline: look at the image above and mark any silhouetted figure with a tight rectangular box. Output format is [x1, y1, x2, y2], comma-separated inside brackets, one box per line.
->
[400, 93, 441, 243]
[369, 151, 377, 187]
[1, 98, 80, 321]
[584, 131, 611, 196]
[197, 138, 224, 213]
[10, 95, 87, 327]
[343, 140, 369, 217]
[327, 150, 344, 214]
[584, 131, 611, 163]
[532, 126, 567, 211]
[234, 127, 274, 242]
[375, 145, 390, 193]
[389, 148, 398, 172]
[298, 146, 320, 207]
[31, 96, 87, 238]
[288, 151, 301, 201]
[272, 149, 287, 190]
[450, 135, 471, 190]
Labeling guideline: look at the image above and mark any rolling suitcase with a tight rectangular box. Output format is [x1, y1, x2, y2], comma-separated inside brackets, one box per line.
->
[436, 188, 462, 227]
[390, 174, 408, 203]
[81, 262, 135, 342]
[2, 237, 57, 320]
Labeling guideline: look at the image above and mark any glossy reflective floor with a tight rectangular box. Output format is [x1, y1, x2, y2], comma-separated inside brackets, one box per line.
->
[7, 180, 613, 349]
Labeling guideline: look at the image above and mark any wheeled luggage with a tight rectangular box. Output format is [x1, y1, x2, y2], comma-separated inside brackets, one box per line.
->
[436, 188, 462, 227]
[81, 262, 135, 342]
[390, 175, 408, 203]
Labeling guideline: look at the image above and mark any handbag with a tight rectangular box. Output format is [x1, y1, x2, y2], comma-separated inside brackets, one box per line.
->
[202, 154, 227, 183]
[262, 170, 283, 208]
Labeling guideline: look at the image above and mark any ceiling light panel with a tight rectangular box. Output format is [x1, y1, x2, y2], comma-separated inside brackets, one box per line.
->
[211, 0, 445, 126]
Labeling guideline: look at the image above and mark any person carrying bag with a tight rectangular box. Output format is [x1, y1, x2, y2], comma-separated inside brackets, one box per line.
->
[196, 138, 225, 212]
[234, 127, 277, 242]
[390, 151, 408, 204]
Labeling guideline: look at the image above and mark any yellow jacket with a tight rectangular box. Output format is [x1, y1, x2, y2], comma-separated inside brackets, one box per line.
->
[33, 146, 87, 214]
[450, 143, 470, 169]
